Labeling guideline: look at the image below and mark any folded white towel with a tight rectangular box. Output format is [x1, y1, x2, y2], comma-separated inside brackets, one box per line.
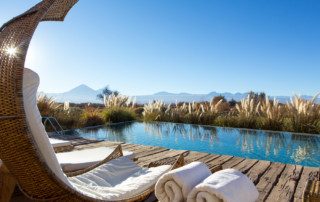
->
[155, 162, 212, 202]
[187, 169, 259, 202]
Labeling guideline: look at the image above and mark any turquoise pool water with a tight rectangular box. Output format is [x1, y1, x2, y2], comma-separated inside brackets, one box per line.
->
[65, 121, 320, 167]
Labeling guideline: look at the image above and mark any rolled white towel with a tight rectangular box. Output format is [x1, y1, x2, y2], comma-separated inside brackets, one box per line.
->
[155, 162, 211, 202]
[187, 169, 259, 202]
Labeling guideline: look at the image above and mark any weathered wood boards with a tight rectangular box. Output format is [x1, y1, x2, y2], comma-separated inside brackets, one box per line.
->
[266, 164, 303, 202]
[48, 137, 320, 202]
[294, 166, 320, 202]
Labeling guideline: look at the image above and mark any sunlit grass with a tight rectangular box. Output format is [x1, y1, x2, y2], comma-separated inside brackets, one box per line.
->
[36, 92, 320, 134]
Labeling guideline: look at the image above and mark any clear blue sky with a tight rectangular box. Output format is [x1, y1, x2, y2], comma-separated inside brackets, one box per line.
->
[1, 0, 319, 96]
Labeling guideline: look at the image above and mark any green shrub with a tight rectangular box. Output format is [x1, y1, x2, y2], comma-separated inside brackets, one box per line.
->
[84, 115, 105, 127]
[83, 105, 105, 127]
[52, 107, 85, 130]
[143, 112, 161, 122]
[104, 108, 136, 123]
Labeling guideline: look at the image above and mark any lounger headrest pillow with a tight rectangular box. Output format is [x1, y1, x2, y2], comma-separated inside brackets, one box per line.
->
[23, 68, 71, 186]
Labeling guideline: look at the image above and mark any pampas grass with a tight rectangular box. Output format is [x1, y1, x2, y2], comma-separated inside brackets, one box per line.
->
[141, 93, 320, 134]
[142, 98, 223, 124]
[103, 93, 137, 123]
[285, 93, 320, 133]
[37, 93, 61, 117]
[259, 96, 283, 130]
[103, 93, 136, 108]
[36, 91, 320, 134]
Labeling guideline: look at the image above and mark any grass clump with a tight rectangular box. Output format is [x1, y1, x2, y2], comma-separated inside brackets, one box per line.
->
[51, 107, 85, 130]
[104, 108, 136, 123]
[141, 92, 320, 134]
[83, 104, 104, 126]
[103, 93, 137, 123]
[37, 93, 61, 117]
[284, 93, 320, 133]
[37, 91, 320, 134]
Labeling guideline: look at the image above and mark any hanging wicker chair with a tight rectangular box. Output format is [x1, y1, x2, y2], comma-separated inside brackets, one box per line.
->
[0, 0, 184, 201]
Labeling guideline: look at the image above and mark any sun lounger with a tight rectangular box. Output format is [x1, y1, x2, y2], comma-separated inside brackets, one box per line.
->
[48, 137, 137, 172]
[49, 138, 72, 147]
[49, 138, 74, 152]
[56, 146, 136, 172]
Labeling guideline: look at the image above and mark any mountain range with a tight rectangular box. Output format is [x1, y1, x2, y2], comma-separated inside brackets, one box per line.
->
[44, 84, 320, 104]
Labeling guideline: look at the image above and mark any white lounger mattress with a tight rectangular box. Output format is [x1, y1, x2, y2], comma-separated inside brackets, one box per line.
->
[49, 138, 72, 148]
[56, 147, 136, 172]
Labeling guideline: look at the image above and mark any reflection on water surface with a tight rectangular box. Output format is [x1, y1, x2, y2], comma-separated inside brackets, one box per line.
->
[65, 121, 320, 167]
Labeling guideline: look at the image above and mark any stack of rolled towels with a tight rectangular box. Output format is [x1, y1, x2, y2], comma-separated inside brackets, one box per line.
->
[155, 162, 259, 202]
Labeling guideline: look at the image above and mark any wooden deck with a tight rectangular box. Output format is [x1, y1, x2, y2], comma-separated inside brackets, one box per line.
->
[12, 135, 320, 201]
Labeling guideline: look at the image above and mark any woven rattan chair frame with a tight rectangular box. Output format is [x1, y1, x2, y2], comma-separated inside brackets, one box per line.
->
[0, 0, 184, 201]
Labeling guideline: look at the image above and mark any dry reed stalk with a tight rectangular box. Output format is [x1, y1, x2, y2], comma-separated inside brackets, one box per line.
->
[260, 96, 281, 120]
[236, 94, 259, 118]
[286, 93, 320, 125]
[103, 93, 135, 108]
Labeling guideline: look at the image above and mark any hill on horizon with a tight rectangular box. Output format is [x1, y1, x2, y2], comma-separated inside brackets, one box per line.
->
[43, 84, 320, 104]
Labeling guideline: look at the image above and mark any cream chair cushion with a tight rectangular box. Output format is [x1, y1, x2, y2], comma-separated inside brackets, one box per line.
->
[57, 147, 136, 172]
[23, 68, 71, 186]
[69, 156, 171, 200]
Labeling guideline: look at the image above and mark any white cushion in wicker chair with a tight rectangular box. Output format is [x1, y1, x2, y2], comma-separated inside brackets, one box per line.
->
[69, 156, 170, 200]
[23, 68, 71, 186]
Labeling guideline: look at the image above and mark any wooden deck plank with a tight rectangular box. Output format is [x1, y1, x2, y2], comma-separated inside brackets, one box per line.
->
[183, 151, 211, 163]
[221, 157, 246, 169]
[256, 162, 286, 201]
[294, 166, 320, 202]
[121, 144, 139, 150]
[137, 149, 186, 167]
[205, 155, 233, 169]
[232, 159, 259, 174]
[246, 160, 271, 185]
[124, 145, 150, 153]
[135, 147, 169, 158]
[197, 153, 221, 164]
[266, 164, 303, 202]
[121, 144, 147, 152]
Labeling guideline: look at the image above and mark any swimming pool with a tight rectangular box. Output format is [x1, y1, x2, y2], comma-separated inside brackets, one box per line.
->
[65, 121, 320, 167]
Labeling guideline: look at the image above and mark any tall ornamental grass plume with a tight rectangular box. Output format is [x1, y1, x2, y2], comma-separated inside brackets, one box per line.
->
[103, 93, 137, 123]
[142, 100, 168, 121]
[103, 93, 136, 108]
[235, 94, 260, 128]
[64, 101, 70, 111]
[285, 93, 320, 133]
[210, 96, 230, 112]
[37, 93, 61, 117]
[209, 98, 223, 113]
[236, 94, 260, 118]
[259, 96, 283, 130]
[142, 98, 223, 124]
